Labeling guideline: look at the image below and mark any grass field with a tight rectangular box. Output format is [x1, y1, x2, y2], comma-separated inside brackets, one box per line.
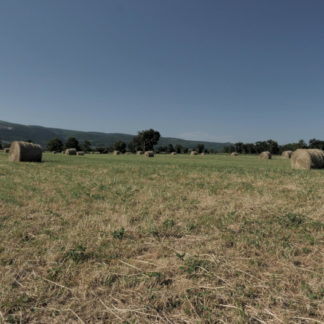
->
[0, 153, 323, 323]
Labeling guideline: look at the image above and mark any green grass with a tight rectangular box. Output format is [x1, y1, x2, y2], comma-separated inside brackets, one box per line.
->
[0, 152, 323, 323]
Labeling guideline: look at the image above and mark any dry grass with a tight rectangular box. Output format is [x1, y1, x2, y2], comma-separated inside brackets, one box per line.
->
[0, 153, 323, 323]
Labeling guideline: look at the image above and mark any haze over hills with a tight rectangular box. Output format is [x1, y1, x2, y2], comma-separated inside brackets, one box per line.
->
[0, 120, 231, 151]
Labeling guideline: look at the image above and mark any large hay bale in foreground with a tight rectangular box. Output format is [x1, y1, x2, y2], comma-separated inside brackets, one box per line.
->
[4, 148, 10, 153]
[9, 141, 42, 162]
[65, 148, 77, 155]
[282, 151, 292, 159]
[291, 149, 324, 170]
[113, 150, 121, 155]
[77, 151, 85, 156]
[231, 152, 239, 156]
[145, 151, 154, 157]
[260, 151, 272, 160]
[191, 151, 198, 156]
[136, 151, 144, 155]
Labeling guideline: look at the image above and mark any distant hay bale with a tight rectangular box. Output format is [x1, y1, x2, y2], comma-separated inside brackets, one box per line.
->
[260, 151, 272, 160]
[171, 152, 177, 155]
[65, 148, 77, 155]
[291, 149, 324, 170]
[113, 150, 121, 155]
[231, 152, 239, 156]
[201, 152, 205, 156]
[94, 151, 101, 154]
[77, 151, 85, 156]
[9, 141, 42, 162]
[4, 148, 10, 153]
[145, 151, 154, 157]
[191, 151, 198, 156]
[136, 151, 144, 155]
[282, 151, 292, 159]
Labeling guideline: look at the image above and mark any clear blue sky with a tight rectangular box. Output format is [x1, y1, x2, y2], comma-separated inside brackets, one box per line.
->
[1, 0, 323, 144]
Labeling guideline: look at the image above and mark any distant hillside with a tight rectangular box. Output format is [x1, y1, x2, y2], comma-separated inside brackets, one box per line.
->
[0, 120, 231, 151]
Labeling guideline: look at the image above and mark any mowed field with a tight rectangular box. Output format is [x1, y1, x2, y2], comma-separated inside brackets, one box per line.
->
[0, 153, 323, 324]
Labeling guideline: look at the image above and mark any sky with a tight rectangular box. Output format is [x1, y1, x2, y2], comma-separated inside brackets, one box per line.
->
[0, 0, 324, 144]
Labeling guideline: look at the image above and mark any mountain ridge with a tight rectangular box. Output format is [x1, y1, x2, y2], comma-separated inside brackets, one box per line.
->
[0, 120, 231, 151]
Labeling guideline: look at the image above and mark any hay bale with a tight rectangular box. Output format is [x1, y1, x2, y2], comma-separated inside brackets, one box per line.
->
[136, 151, 144, 155]
[65, 148, 77, 155]
[201, 152, 205, 156]
[260, 151, 272, 160]
[282, 151, 292, 159]
[291, 149, 324, 170]
[231, 152, 239, 156]
[190, 151, 198, 156]
[171, 152, 177, 155]
[113, 150, 121, 155]
[145, 151, 154, 157]
[4, 148, 10, 153]
[77, 151, 85, 156]
[8, 141, 42, 162]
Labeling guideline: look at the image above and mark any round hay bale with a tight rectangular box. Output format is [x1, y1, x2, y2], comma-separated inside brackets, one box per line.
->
[113, 150, 121, 155]
[259, 151, 272, 160]
[231, 152, 239, 156]
[282, 151, 292, 159]
[291, 149, 324, 170]
[65, 148, 77, 155]
[9, 141, 42, 162]
[136, 150, 144, 155]
[171, 152, 177, 155]
[190, 151, 198, 156]
[77, 151, 85, 156]
[145, 151, 154, 157]
[201, 152, 205, 156]
[4, 148, 10, 153]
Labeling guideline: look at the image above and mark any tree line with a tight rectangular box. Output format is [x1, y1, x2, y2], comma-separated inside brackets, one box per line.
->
[224, 139, 324, 154]
[2, 134, 324, 155]
[45, 129, 215, 154]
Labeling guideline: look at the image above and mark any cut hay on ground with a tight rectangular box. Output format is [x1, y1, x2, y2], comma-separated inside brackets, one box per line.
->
[260, 151, 272, 160]
[145, 151, 154, 157]
[291, 149, 324, 170]
[282, 150, 293, 159]
[113, 150, 121, 155]
[65, 148, 77, 155]
[8, 141, 42, 162]
[77, 151, 85, 156]
[191, 151, 198, 156]
[231, 152, 239, 156]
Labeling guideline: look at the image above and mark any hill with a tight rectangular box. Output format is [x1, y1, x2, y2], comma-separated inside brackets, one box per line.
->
[0, 120, 231, 151]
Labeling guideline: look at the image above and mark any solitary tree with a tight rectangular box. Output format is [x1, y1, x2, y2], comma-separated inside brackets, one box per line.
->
[82, 140, 92, 152]
[113, 141, 127, 153]
[65, 137, 80, 150]
[196, 144, 205, 153]
[132, 129, 160, 151]
[47, 138, 64, 152]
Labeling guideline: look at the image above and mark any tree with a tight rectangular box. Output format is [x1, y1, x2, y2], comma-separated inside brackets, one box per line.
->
[175, 144, 183, 154]
[167, 144, 175, 153]
[0, 140, 2, 150]
[65, 137, 80, 150]
[132, 129, 160, 151]
[196, 144, 205, 153]
[47, 138, 64, 152]
[113, 141, 127, 153]
[82, 140, 92, 152]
